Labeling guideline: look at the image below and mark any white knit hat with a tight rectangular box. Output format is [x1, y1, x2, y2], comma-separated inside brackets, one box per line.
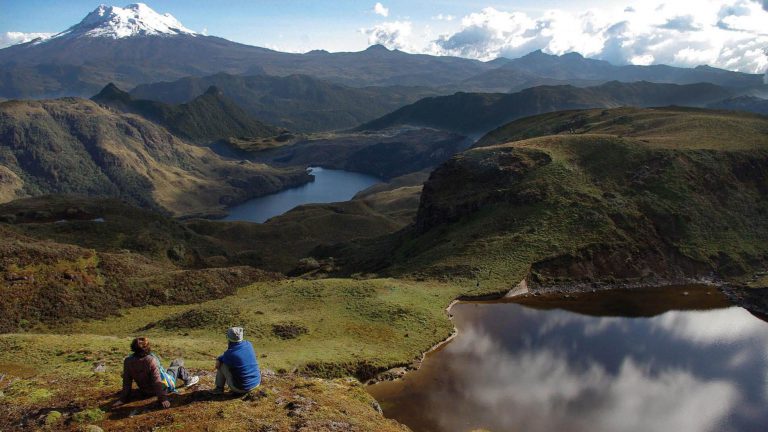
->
[226, 327, 244, 343]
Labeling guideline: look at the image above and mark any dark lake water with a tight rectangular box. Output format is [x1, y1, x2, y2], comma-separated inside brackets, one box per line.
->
[368, 286, 768, 432]
[223, 167, 380, 223]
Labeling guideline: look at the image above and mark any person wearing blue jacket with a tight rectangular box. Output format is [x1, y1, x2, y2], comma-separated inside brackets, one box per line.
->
[213, 327, 261, 394]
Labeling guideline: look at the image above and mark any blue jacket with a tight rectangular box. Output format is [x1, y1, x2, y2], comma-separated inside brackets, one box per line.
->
[218, 340, 261, 390]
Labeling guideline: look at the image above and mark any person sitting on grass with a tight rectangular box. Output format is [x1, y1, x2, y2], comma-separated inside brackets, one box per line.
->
[112, 337, 199, 409]
[213, 327, 261, 394]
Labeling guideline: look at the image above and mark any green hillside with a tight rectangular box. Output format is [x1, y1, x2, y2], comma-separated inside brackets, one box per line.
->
[130, 72, 443, 132]
[360, 81, 735, 135]
[336, 107, 768, 294]
[0, 98, 309, 216]
[92, 83, 279, 143]
[477, 106, 768, 149]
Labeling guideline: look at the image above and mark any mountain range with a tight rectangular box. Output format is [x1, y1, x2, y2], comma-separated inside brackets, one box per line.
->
[469, 50, 766, 91]
[360, 81, 740, 135]
[0, 4, 490, 98]
[0, 3, 765, 102]
[708, 96, 768, 115]
[128, 73, 441, 132]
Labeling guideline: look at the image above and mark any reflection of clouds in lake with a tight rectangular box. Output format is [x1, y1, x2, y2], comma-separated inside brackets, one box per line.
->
[529, 309, 628, 338]
[652, 307, 768, 344]
[582, 317, 627, 336]
[439, 326, 739, 432]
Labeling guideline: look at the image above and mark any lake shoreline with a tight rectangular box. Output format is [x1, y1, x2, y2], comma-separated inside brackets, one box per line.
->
[204, 166, 382, 223]
[367, 281, 767, 432]
[367, 277, 733, 387]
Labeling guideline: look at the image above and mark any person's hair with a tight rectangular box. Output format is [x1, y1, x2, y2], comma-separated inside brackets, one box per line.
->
[130, 337, 151, 356]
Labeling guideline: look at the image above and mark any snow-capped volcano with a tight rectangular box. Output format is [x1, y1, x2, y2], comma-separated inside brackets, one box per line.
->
[52, 3, 196, 40]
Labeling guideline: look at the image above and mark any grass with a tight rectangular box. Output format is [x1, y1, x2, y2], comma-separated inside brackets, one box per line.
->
[0, 98, 310, 217]
[0, 363, 407, 431]
[2, 106, 767, 430]
[477, 106, 768, 150]
[337, 108, 768, 292]
[0, 224, 279, 333]
[34, 278, 462, 374]
[0, 278, 459, 430]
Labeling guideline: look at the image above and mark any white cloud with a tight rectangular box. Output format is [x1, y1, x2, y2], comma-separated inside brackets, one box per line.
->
[421, 1, 768, 74]
[373, 2, 389, 18]
[0, 31, 52, 49]
[361, 20, 412, 50]
[433, 14, 455, 21]
[652, 307, 768, 344]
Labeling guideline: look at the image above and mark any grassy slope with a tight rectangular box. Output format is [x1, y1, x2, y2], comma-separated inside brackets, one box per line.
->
[0, 224, 280, 333]
[477, 106, 768, 149]
[0, 195, 431, 428]
[0, 278, 461, 431]
[0, 196, 225, 265]
[92, 83, 279, 143]
[0, 186, 423, 328]
[0, 336, 407, 431]
[333, 108, 768, 294]
[0, 98, 310, 216]
[5, 168, 418, 269]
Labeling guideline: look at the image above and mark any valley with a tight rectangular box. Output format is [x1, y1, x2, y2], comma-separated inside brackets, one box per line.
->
[1, 2, 768, 432]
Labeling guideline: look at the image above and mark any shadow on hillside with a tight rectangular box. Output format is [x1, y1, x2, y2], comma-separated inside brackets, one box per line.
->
[105, 389, 245, 420]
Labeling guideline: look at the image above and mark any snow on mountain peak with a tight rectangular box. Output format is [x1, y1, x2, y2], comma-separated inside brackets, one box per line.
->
[53, 3, 196, 40]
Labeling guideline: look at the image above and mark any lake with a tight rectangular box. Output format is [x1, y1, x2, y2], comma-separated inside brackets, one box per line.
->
[368, 286, 768, 432]
[223, 167, 380, 223]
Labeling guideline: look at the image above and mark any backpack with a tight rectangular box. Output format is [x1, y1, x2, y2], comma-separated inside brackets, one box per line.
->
[149, 353, 177, 393]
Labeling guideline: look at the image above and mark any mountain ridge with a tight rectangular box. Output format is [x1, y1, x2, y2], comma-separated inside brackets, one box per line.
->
[0, 97, 309, 216]
[129, 72, 443, 132]
[494, 50, 764, 88]
[1, 4, 765, 100]
[359, 81, 738, 135]
[92, 82, 279, 142]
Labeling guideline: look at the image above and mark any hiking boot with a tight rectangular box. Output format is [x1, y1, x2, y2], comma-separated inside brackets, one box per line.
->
[211, 387, 225, 395]
[185, 376, 199, 387]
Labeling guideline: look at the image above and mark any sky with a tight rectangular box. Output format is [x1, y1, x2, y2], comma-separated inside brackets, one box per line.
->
[0, 0, 767, 74]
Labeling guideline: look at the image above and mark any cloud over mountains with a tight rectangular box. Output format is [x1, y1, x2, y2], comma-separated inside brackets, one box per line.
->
[0, 31, 52, 48]
[367, 0, 768, 74]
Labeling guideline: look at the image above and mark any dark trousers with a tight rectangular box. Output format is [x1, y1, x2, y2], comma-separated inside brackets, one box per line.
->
[215, 363, 245, 393]
[167, 358, 190, 385]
